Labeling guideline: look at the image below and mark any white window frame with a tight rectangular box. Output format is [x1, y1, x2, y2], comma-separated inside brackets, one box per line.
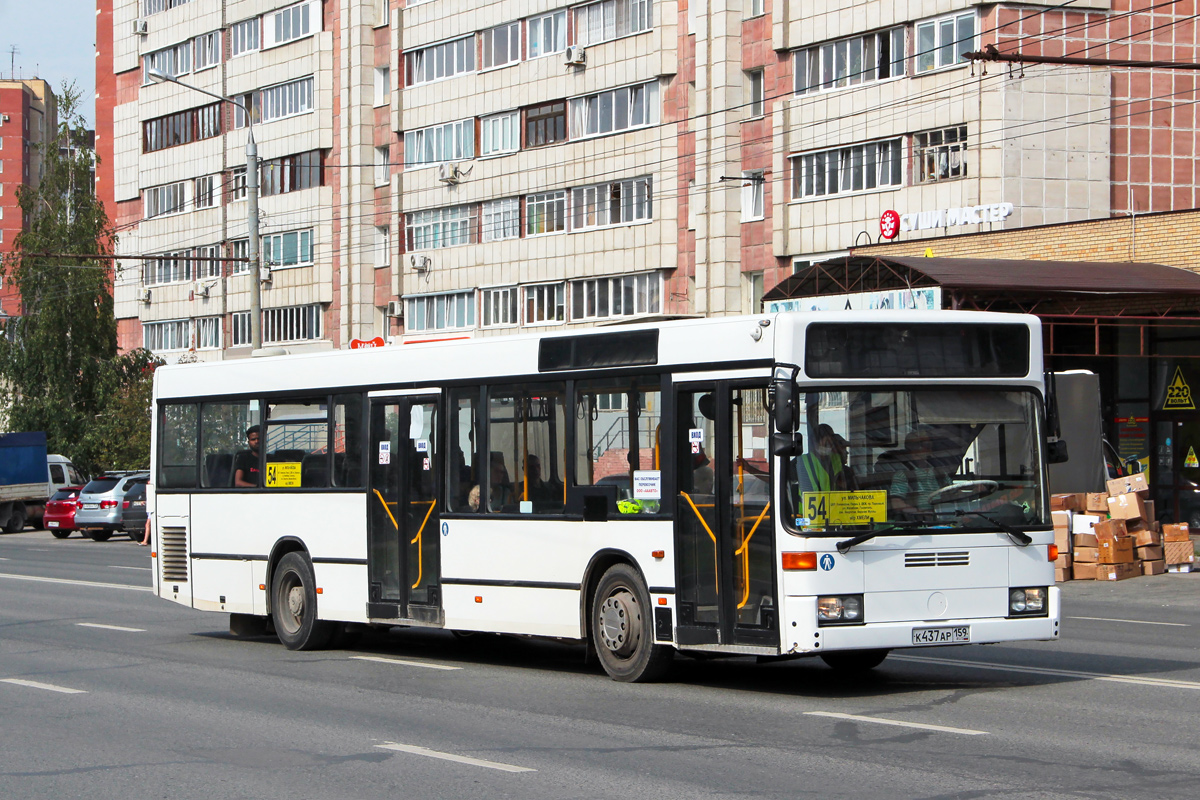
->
[264, 1, 318, 49]
[262, 229, 314, 268]
[741, 171, 764, 221]
[528, 10, 567, 58]
[481, 111, 519, 157]
[525, 190, 567, 236]
[574, 0, 653, 47]
[375, 145, 390, 186]
[230, 18, 260, 57]
[143, 0, 193, 15]
[569, 272, 662, 321]
[143, 319, 192, 352]
[480, 285, 519, 328]
[791, 139, 904, 200]
[746, 0, 764, 18]
[263, 304, 323, 344]
[258, 77, 315, 124]
[406, 205, 478, 251]
[481, 21, 521, 70]
[524, 283, 566, 326]
[229, 166, 247, 201]
[406, 36, 476, 86]
[144, 250, 192, 286]
[571, 176, 652, 231]
[405, 291, 476, 333]
[193, 31, 221, 71]
[374, 66, 391, 107]
[482, 198, 520, 242]
[916, 12, 976, 73]
[915, 125, 968, 183]
[144, 181, 188, 218]
[403, 119, 474, 168]
[142, 41, 191, 84]
[195, 244, 221, 279]
[569, 81, 659, 140]
[794, 27, 906, 95]
[375, 225, 390, 266]
[194, 175, 215, 209]
[195, 316, 222, 349]
[746, 69, 764, 118]
[230, 239, 249, 275]
[231, 310, 251, 345]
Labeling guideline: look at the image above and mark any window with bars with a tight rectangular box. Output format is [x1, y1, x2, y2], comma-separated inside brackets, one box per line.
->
[261, 150, 323, 196]
[482, 198, 520, 242]
[142, 41, 191, 83]
[406, 205, 479, 250]
[791, 139, 903, 199]
[481, 112, 519, 156]
[142, 102, 221, 153]
[529, 10, 567, 58]
[194, 175, 215, 209]
[195, 316, 222, 349]
[230, 17, 260, 56]
[405, 36, 475, 85]
[570, 273, 662, 320]
[573, 0, 652, 47]
[915, 125, 968, 183]
[144, 181, 188, 218]
[406, 292, 475, 332]
[263, 304, 322, 344]
[916, 12, 975, 73]
[481, 21, 521, 69]
[262, 229, 314, 268]
[526, 191, 567, 235]
[569, 81, 658, 139]
[234, 77, 314, 128]
[266, 2, 314, 48]
[404, 119, 474, 167]
[794, 27, 905, 94]
[231, 311, 251, 345]
[571, 177, 652, 230]
[525, 101, 567, 147]
[525, 283, 565, 325]
[481, 286, 519, 328]
[193, 32, 221, 71]
[143, 319, 191, 352]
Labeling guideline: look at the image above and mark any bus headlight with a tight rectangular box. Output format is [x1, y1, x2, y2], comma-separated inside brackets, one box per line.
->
[1008, 587, 1047, 617]
[817, 594, 865, 626]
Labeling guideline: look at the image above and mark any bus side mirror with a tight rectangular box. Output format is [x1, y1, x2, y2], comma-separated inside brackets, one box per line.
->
[772, 379, 795, 432]
[772, 432, 803, 457]
[1046, 439, 1069, 464]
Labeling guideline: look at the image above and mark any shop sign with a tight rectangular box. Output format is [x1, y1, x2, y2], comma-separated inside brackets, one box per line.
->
[766, 287, 941, 313]
[350, 336, 386, 349]
[880, 209, 901, 239]
[1164, 366, 1195, 410]
[886, 202, 1014, 234]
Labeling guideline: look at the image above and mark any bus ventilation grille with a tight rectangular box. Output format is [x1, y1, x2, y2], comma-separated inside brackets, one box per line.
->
[905, 551, 970, 568]
[160, 526, 189, 583]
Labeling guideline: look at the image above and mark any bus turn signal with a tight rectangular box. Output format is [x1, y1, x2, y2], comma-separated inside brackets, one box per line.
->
[1048, 545, 1059, 561]
[782, 552, 818, 570]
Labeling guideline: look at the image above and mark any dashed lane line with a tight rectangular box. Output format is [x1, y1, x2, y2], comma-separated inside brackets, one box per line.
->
[804, 711, 988, 736]
[375, 742, 535, 772]
[110, 565, 152, 571]
[0, 572, 150, 592]
[0, 678, 87, 695]
[350, 655, 462, 671]
[893, 654, 1200, 690]
[1067, 615, 1189, 627]
[77, 623, 146, 632]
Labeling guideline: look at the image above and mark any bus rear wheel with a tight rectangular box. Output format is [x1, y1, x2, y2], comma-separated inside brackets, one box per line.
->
[591, 564, 672, 682]
[271, 552, 334, 651]
[820, 649, 890, 672]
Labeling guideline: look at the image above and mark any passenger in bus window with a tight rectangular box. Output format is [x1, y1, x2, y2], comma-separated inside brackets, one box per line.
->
[517, 455, 560, 504]
[468, 452, 515, 511]
[234, 425, 263, 487]
[889, 426, 949, 515]
[794, 424, 847, 494]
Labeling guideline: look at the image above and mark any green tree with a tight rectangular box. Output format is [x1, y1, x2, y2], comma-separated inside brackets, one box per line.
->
[0, 83, 158, 474]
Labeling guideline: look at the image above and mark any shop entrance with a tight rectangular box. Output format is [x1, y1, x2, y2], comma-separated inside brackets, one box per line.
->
[1153, 413, 1200, 529]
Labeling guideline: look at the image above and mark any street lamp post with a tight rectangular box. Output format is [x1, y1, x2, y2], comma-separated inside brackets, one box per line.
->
[147, 69, 263, 350]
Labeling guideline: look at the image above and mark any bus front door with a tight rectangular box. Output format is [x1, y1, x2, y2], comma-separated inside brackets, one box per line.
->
[675, 383, 778, 649]
[367, 396, 443, 624]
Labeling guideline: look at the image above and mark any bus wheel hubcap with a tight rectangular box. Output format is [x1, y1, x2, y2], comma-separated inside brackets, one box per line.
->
[600, 590, 640, 657]
[287, 585, 304, 619]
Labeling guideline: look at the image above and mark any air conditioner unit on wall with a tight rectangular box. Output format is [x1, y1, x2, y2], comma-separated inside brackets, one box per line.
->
[564, 45, 586, 66]
[141, 289, 152, 304]
[386, 300, 403, 317]
[437, 162, 459, 184]
[133, 19, 149, 35]
[410, 254, 431, 273]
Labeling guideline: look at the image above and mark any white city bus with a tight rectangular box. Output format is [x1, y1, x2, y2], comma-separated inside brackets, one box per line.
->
[149, 311, 1060, 681]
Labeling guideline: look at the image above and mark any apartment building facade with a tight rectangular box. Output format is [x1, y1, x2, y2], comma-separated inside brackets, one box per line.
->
[96, 0, 1200, 359]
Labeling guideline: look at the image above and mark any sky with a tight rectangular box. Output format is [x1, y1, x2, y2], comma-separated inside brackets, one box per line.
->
[0, 1, 97, 126]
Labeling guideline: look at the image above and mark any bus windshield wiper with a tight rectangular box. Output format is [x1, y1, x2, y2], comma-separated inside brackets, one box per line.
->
[953, 509, 1032, 546]
[836, 520, 925, 554]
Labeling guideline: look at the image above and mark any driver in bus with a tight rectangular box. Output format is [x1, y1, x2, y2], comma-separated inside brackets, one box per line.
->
[889, 426, 950, 515]
[794, 424, 849, 494]
[234, 425, 263, 488]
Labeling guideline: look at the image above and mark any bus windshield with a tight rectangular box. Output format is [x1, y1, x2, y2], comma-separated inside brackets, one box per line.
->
[783, 388, 1047, 534]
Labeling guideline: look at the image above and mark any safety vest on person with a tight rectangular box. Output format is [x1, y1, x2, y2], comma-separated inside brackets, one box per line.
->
[796, 453, 843, 493]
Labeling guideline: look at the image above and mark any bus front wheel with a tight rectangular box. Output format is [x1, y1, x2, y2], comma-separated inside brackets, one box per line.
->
[820, 649, 890, 672]
[591, 564, 673, 683]
[271, 552, 334, 651]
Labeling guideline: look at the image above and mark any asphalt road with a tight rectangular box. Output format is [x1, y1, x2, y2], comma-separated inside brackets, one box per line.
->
[2, 528, 1199, 799]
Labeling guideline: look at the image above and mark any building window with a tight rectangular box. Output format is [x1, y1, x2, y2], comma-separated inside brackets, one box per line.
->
[747, 69, 764, 117]
[265, 2, 315, 48]
[482, 198, 520, 242]
[741, 171, 764, 221]
[570, 273, 662, 320]
[230, 17, 260, 56]
[571, 177, 652, 230]
[481, 286, 519, 328]
[145, 251, 192, 285]
[261, 150, 323, 196]
[574, 0, 652, 47]
[403, 119, 474, 167]
[525, 101, 567, 147]
[263, 304, 322, 343]
[374, 66, 391, 106]
[744, 271, 764, 314]
[143, 0, 193, 15]
[193, 32, 221, 71]
[747, 0, 764, 18]
[144, 181, 188, 218]
[262, 229, 314, 268]
[791, 139, 903, 199]
[794, 27, 905, 94]
[481, 21, 521, 70]
[195, 316, 221, 349]
[142, 41, 191, 84]
[405, 36, 476, 85]
[526, 190, 567, 235]
[230, 239, 249, 275]
[194, 175, 215, 209]
[915, 125, 968, 183]
[525, 283, 566, 325]
[916, 12, 975, 73]
[528, 10, 567, 58]
[375, 225, 390, 266]
[570, 81, 658, 139]
[231, 311, 251, 345]
[481, 112, 519, 156]
[143, 319, 191, 352]
[406, 205, 479, 250]
[235, 77, 315, 128]
[406, 292, 475, 332]
[374, 145, 390, 186]
[195, 244, 221, 278]
[142, 102, 221, 153]
[229, 166, 247, 201]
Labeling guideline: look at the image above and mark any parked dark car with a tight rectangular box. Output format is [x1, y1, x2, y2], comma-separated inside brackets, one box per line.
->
[75, 473, 149, 542]
[44, 486, 85, 539]
[120, 482, 148, 541]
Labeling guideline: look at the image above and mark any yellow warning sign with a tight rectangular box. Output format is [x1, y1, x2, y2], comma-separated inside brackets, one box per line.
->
[923, 247, 935, 258]
[1164, 366, 1195, 410]
[1186, 447, 1199, 469]
[802, 491, 888, 527]
[265, 462, 302, 488]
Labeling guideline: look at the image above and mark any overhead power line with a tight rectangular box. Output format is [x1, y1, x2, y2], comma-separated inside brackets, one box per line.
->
[969, 42, 1200, 71]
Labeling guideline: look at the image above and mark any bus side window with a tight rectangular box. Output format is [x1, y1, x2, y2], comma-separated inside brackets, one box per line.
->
[333, 394, 364, 487]
[201, 401, 259, 488]
[448, 388, 478, 512]
[159, 403, 199, 489]
[488, 382, 567, 514]
[575, 376, 661, 510]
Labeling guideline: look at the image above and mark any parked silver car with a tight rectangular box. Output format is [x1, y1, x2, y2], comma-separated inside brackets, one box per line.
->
[74, 473, 149, 542]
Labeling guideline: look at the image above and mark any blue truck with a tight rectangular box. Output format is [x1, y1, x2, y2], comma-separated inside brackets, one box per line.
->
[0, 432, 85, 533]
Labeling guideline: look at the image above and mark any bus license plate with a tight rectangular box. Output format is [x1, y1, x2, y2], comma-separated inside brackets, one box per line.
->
[912, 626, 970, 646]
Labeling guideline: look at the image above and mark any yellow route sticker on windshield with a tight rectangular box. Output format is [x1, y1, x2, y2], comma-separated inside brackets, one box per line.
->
[265, 462, 302, 488]
[802, 491, 887, 526]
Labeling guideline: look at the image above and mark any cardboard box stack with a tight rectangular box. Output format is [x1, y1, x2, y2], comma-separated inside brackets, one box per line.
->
[1050, 473, 1157, 582]
[1163, 523, 1195, 573]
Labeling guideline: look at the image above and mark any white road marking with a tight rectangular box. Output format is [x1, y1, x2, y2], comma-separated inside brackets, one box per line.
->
[1067, 615, 1189, 627]
[350, 655, 461, 671]
[894, 654, 1200, 691]
[110, 565, 152, 571]
[804, 711, 988, 736]
[77, 623, 146, 632]
[375, 742, 535, 773]
[0, 678, 87, 695]
[0, 572, 150, 592]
